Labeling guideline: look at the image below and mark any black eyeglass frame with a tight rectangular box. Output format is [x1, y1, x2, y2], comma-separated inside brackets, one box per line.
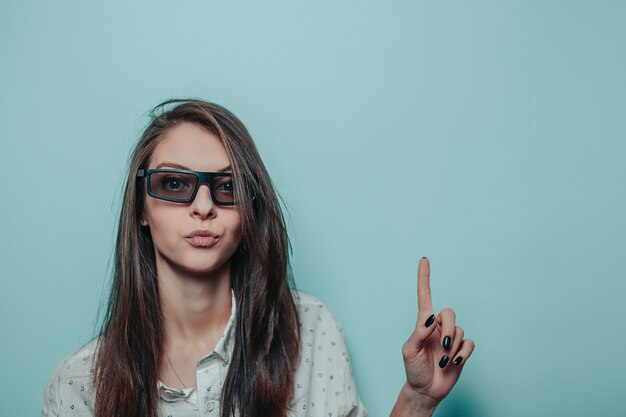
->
[136, 168, 251, 206]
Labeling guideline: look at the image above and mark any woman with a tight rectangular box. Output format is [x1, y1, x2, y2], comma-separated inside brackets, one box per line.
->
[42, 99, 475, 417]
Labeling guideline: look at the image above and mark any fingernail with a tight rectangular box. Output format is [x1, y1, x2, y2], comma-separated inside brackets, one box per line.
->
[454, 356, 463, 366]
[421, 256, 428, 260]
[439, 355, 449, 368]
[443, 336, 451, 350]
[424, 314, 435, 328]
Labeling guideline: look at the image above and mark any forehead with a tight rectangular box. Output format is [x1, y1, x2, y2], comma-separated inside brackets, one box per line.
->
[148, 122, 231, 171]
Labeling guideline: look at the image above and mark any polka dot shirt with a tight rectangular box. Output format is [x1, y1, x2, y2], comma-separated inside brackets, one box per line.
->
[41, 291, 368, 417]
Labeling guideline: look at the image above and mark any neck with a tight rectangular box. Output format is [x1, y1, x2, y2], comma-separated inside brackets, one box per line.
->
[157, 258, 233, 354]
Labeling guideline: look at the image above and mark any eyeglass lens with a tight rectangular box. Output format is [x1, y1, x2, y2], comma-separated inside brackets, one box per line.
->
[149, 171, 235, 204]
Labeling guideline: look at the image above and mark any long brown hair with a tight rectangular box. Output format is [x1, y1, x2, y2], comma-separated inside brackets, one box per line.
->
[94, 99, 301, 417]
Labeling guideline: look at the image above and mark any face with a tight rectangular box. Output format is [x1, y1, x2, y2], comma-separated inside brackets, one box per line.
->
[140, 122, 242, 278]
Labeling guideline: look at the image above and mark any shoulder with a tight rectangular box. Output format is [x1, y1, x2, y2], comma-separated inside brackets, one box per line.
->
[292, 290, 346, 334]
[290, 291, 368, 416]
[50, 338, 98, 379]
[291, 290, 352, 363]
[42, 338, 98, 416]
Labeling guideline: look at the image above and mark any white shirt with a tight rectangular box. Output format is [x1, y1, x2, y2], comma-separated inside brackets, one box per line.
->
[41, 291, 368, 417]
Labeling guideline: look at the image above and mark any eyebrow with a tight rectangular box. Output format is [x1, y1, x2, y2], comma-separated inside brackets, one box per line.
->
[155, 161, 232, 172]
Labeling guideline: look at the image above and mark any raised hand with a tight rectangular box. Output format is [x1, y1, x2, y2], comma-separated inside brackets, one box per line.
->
[396, 257, 475, 414]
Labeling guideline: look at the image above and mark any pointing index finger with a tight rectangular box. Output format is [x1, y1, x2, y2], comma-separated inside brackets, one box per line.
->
[418, 257, 433, 314]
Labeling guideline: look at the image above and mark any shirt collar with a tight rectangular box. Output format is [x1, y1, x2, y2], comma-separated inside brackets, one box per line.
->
[210, 288, 236, 363]
[158, 289, 237, 400]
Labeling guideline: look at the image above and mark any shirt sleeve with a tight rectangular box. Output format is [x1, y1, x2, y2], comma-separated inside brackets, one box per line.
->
[292, 293, 368, 417]
[330, 309, 368, 417]
[41, 363, 62, 417]
[40, 340, 98, 417]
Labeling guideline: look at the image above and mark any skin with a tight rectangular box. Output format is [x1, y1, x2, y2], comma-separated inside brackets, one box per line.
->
[140, 122, 476, 414]
[390, 257, 476, 417]
[140, 122, 241, 388]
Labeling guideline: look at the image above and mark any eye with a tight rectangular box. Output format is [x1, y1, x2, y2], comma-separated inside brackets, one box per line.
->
[161, 175, 191, 191]
[215, 178, 234, 193]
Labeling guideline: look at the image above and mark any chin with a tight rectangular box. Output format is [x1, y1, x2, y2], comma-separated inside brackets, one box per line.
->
[179, 257, 231, 277]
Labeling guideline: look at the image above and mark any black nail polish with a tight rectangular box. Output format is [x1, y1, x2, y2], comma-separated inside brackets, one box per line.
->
[424, 314, 435, 328]
[439, 355, 449, 368]
[443, 336, 451, 350]
[454, 356, 463, 366]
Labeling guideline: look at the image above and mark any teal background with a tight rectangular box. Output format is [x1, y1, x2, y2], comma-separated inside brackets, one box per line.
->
[1, 1, 625, 416]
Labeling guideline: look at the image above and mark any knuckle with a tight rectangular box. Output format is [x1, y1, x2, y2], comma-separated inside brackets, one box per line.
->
[401, 341, 414, 360]
[455, 326, 464, 340]
[441, 307, 456, 319]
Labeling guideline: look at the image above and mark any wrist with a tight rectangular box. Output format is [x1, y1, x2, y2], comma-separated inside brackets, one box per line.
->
[391, 383, 439, 417]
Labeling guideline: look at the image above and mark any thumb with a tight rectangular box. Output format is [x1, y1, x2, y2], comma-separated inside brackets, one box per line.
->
[405, 312, 438, 353]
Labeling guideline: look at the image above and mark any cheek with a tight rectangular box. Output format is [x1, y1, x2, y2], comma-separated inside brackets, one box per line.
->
[145, 206, 181, 249]
[149, 220, 178, 254]
[227, 214, 243, 242]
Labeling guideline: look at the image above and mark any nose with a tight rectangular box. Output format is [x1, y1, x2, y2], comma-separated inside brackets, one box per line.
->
[189, 184, 217, 218]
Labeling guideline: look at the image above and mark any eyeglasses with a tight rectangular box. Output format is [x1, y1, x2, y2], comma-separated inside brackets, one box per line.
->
[136, 168, 248, 206]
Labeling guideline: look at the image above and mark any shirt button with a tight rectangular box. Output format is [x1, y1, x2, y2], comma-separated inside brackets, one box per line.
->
[207, 400, 216, 412]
